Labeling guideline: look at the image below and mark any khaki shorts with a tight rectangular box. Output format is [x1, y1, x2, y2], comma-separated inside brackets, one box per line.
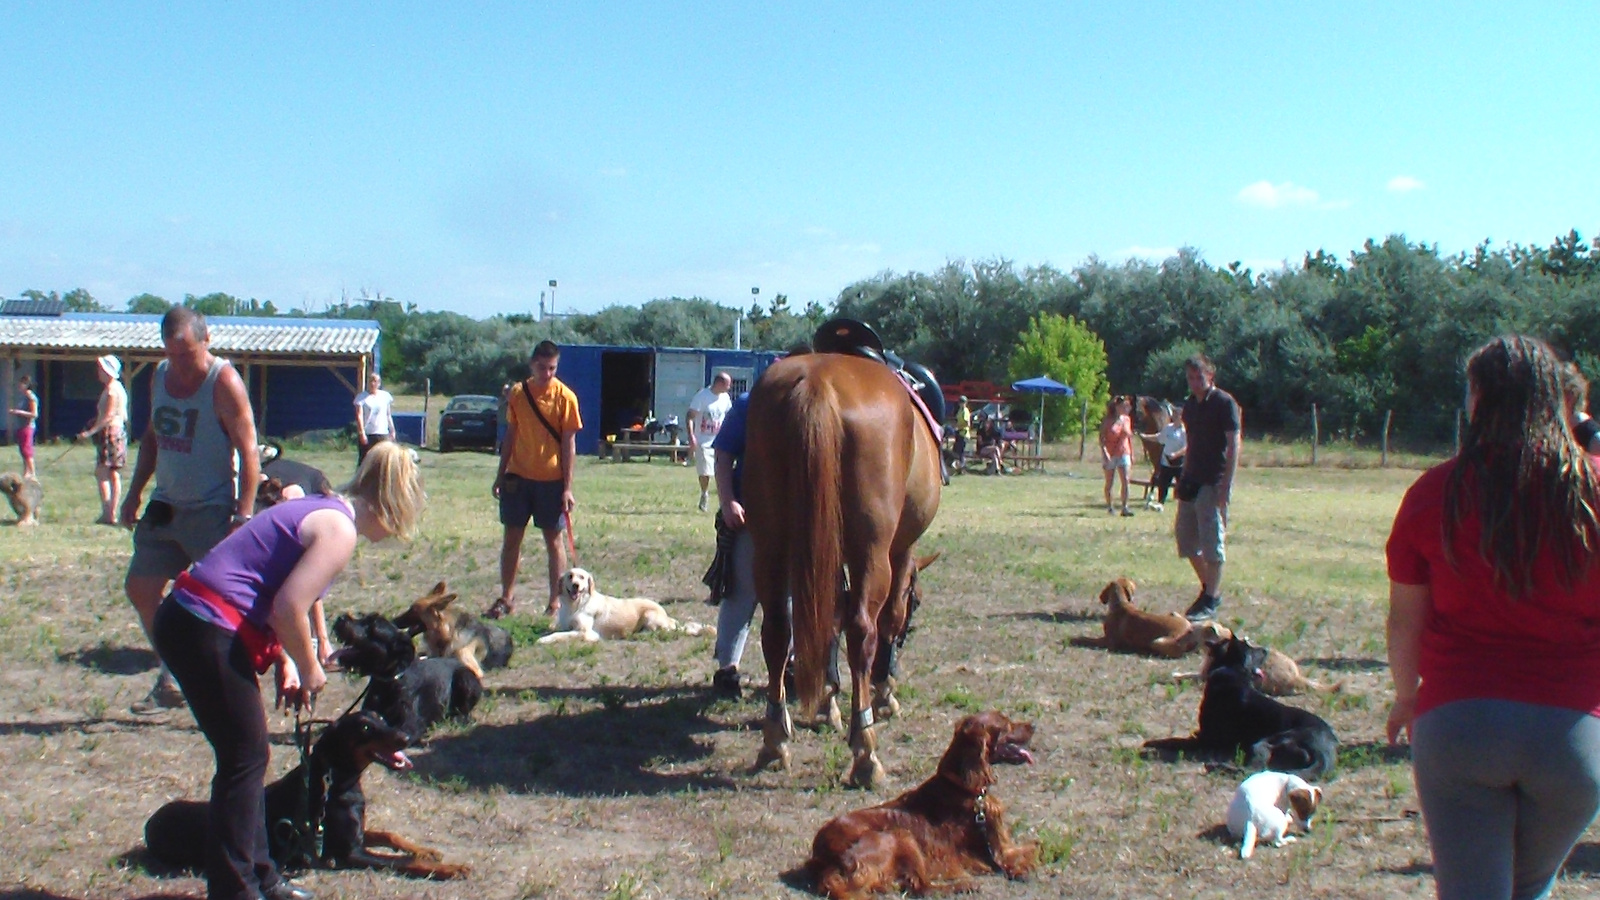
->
[694, 444, 716, 477]
[1175, 483, 1227, 563]
[127, 503, 233, 581]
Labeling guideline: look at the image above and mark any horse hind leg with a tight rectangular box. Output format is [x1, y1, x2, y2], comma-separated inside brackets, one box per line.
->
[753, 564, 795, 773]
[845, 565, 892, 789]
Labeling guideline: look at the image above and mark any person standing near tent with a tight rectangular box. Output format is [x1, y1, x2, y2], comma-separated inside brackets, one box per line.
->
[352, 371, 396, 467]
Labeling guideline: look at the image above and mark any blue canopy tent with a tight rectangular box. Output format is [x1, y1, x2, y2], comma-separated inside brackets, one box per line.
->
[1011, 376, 1075, 454]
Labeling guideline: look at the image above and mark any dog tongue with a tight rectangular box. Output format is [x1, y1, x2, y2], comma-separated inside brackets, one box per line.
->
[994, 742, 1035, 765]
[383, 750, 413, 771]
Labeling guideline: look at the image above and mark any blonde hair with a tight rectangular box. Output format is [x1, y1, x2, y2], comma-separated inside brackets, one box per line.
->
[342, 441, 424, 539]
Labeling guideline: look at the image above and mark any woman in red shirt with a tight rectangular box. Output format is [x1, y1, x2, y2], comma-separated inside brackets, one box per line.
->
[1387, 335, 1600, 899]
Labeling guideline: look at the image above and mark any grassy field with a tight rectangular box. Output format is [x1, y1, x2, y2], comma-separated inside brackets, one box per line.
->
[4, 440, 1600, 899]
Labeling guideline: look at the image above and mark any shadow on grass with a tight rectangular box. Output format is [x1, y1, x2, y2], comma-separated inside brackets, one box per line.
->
[0, 717, 174, 737]
[1303, 656, 1388, 672]
[58, 642, 159, 675]
[1377, 859, 1433, 877]
[993, 609, 1100, 625]
[414, 683, 742, 796]
[1337, 740, 1411, 772]
[1196, 823, 1234, 846]
[0, 888, 197, 900]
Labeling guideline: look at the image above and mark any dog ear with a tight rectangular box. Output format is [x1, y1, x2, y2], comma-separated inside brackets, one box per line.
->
[1116, 577, 1137, 597]
[938, 714, 998, 794]
[437, 593, 458, 610]
[1288, 786, 1320, 823]
[1098, 581, 1118, 606]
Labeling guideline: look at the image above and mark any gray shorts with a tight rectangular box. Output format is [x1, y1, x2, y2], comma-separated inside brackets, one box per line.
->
[499, 476, 566, 532]
[1174, 483, 1227, 562]
[127, 502, 233, 581]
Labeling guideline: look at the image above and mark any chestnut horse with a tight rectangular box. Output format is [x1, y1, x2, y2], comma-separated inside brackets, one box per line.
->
[743, 353, 943, 788]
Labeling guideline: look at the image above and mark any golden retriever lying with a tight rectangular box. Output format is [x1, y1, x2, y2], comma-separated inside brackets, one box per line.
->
[1086, 577, 1194, 658]
[538, 568, 716, 644]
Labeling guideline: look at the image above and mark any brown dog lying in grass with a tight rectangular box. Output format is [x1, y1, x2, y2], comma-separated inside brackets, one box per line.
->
[1084, 577, 1194, 658]
[804, 711, 1038, 899]
[0, 473, 41, 526]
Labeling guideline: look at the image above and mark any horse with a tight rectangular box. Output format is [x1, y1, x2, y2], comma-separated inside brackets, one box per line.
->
[743, 353, 943, 789]
[1134, 395, 1173, 475]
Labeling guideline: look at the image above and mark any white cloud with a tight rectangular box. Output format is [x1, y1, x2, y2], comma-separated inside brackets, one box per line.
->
[1237, 180, 1322, 209]
[1387, 175, 1425, 193]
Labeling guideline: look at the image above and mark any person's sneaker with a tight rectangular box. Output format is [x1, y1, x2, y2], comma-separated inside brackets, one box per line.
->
[1184, 592, 1222, 622]
[1149, 501, 1164, 512]
[712, 666, 741, 700]
[1120, 506, 1135, 517]
[131, 677, 186, 715]
[698, 491, 709, 512]
[1106, 504, 1115, 515]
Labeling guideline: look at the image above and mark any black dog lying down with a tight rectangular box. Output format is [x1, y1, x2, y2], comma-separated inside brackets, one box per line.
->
[330, 612, 482, 741]
[1143, 635, 1338, 780]
[144, 711, 469, 879]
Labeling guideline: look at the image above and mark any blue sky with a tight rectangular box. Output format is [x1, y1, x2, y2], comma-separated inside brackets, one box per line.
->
[2, 3, 1595, 317]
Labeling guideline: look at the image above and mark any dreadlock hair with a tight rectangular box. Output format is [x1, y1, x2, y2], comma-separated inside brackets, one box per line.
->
[1443, 336, 1600, 598]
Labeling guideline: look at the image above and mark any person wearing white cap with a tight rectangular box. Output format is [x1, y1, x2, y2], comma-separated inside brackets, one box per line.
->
[79, 354, 129, 525]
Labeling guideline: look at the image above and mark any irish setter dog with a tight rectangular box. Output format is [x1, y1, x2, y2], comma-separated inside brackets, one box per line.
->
[804, 711, 1039, 899]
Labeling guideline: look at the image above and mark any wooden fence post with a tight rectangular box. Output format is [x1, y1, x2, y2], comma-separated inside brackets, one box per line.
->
[1078, 399, 1089, 461]
[1310, 403, 1319, 466]
[1381, 410, 1392, 467]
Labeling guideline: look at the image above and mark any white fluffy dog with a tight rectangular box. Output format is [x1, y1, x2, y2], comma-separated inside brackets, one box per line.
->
[538, 568, 716, 644]
[1226, 770, 1323, 859]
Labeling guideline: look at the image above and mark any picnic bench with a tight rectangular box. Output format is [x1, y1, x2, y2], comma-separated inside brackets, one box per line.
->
[1005, 447, 1046, 472]
[604, 431, 691, 463]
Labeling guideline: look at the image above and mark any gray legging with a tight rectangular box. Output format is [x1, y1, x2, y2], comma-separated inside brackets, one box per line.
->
[1412, 698, 1600, 900]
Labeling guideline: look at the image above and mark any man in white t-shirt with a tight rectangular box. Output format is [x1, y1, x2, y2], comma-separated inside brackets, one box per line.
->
[686, 372, 733, 511]
[353, 372, 396, 467]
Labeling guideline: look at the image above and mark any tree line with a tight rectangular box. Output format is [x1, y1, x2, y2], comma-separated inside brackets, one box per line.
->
[12, 228, 1599, 443]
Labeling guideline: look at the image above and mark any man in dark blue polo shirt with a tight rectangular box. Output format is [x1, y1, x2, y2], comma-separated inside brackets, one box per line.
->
[707, 391, 755, 696]
[1177, 354, 1241, 621]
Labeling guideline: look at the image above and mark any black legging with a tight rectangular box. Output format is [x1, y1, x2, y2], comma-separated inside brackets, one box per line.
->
[153, 598, 283, 900]
[1154, 461, 1183, 503]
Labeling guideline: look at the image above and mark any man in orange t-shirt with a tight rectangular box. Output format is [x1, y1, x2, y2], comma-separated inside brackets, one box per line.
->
[487, 341, 582, 619]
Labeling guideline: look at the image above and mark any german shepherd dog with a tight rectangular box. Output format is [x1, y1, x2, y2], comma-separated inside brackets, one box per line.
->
[392, 581, 514, 679]
[330, 613, 482, 741]
[144, 710, 469, 878]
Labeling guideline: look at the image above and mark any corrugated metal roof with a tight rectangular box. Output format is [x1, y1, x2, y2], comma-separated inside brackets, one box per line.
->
[0, 313, 379, 356]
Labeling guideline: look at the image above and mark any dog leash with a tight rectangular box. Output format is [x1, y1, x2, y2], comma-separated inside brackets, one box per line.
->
[38, 438, 80, 472]
[563, 508, 579, 565]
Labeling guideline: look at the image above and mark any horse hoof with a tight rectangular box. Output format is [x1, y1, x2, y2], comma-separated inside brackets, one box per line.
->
[754, 745, 792, 772]
[872, 693, 900, 720]
[825, 697, 845, 733]
[847, 755, 886, 790]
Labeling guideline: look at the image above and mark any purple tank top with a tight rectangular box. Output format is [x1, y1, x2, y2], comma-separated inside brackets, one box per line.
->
[174, 496, 353, 630]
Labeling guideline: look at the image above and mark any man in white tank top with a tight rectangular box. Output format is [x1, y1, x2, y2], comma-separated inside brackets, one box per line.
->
[120, 307, 261, 714]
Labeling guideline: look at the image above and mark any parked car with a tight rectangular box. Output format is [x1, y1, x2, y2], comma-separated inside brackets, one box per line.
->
[438, 394, 498, 453]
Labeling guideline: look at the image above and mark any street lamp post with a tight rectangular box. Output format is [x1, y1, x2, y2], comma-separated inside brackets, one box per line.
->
[549, 280, 558, 316]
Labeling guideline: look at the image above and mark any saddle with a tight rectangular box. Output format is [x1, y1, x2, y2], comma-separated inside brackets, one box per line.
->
[812, 318, 947, 440]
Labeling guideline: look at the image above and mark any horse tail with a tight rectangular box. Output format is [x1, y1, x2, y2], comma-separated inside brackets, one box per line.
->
[791, 377, 844, 714]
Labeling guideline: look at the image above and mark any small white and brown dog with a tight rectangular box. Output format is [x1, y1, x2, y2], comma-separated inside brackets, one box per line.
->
[1226, 770, 1322, 859]
[538, 568, 716, 644]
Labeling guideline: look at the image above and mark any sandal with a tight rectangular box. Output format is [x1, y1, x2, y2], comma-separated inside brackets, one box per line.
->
[483, 597, 517, 620]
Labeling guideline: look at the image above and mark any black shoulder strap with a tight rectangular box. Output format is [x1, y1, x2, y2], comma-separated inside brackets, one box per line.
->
[522, 378, 562, 443]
